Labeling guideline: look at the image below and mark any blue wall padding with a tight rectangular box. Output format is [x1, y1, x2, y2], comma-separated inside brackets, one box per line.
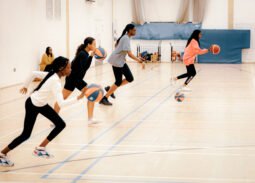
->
[133, 22, 201, 40]
[198, 29, 250, 64]
[133, 22, 250, 64]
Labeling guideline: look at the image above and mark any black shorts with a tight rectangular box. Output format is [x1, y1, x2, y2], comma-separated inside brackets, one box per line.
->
[64, 76, 87, 91]
[112, 63, 134, 86]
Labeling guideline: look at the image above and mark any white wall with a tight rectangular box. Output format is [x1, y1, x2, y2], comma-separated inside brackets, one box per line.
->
[69, 0, 113, 61]
[202, 0, 228, 29]
[234, 0, 255, 63]
[113, 0, 187, 36]
[0, 0, 113, 88]
[113, 0, 229, 30]
[113, 0, 134, 39]
[143, 0, 182, 22]
[0, 0, 66, 88]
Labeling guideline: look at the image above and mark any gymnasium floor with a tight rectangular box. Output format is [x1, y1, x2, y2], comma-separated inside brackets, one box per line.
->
[1, 62, 255, 183]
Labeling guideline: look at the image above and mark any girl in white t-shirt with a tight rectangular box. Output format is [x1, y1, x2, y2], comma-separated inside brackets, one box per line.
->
[0, 56, 85, 167]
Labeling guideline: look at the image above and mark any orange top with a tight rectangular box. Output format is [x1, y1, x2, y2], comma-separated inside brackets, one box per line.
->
[183, 39, 208, 66]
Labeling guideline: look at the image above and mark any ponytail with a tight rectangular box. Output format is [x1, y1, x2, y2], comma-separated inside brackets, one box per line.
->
[115, 24, 135, 47]
[75, 44, 86, 57]
[75, 37, 95, 56]
[34, 56, 69, 92]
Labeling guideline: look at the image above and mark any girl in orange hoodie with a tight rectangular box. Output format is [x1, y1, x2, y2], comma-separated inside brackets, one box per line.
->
[174, 30, 211, 91]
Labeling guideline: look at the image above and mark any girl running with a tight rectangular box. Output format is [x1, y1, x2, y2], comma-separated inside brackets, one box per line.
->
[54, 37, 97, 124]
[100, 24, 145, 106]
[0, 56, 85, 167]
[174, 30, 211, 91]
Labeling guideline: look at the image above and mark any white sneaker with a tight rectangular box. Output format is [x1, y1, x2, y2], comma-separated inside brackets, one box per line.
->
[88, 118, 101, 125]
[33, 147, 54, 159]
[181, 86, 192, 92]
[0, 153, 14, 167]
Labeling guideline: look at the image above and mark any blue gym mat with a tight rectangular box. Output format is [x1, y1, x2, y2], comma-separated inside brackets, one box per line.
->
[133, 22, 250, 63]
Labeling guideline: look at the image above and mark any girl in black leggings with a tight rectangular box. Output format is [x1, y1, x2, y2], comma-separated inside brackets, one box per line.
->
[174, 30, 210, 91]
[100, 24, 145, 106]
[0, 57, 85, 167]
[176, 64, 197, 86]
[54, 37, 97, 125]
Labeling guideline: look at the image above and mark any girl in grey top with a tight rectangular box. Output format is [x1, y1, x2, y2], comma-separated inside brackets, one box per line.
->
[100, 24, 145, 106]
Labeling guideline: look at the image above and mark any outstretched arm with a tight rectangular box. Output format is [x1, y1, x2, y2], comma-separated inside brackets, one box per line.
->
[20, 71, 48, 94]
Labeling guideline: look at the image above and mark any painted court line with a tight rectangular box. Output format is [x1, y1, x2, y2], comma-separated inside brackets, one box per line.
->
[0, 63, 164, 141]
[41, 84, 171, 179]
[1, 146, 253, 174]
[4, 171, 255, 183]
[71, 86, 179, 182]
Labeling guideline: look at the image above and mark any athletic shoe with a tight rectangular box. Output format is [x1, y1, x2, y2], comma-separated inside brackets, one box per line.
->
[88, 118, 101, 125]
[33, 147, 54, 159]
[0, 154, 14, 167]
[105, 86, 116, 99]
[99, 97, 113, 106]
[181, 86, 192, 92]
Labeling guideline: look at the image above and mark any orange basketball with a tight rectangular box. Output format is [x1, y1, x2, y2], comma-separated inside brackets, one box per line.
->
[211, 44, 221, 55]
[85, 84, 104, 102]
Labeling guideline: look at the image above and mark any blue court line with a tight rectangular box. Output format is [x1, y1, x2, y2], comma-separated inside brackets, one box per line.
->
[41, 84, 171, 179]
[71, 86, 179, 183]
[1, 65, 163, 164]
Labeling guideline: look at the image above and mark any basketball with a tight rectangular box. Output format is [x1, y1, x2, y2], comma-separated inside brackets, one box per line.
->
[2, 0, 255, 180]
[211, 44, 221, 55]
[95, 47, 107, 61]
[85, 84, 104, 102]
[174, 92, 185, 102]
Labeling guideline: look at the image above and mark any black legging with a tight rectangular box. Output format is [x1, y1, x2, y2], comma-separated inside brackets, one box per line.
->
[8, 98, 66, 150]
[112, 63, 134, 87]
[177, 64, 196, 85]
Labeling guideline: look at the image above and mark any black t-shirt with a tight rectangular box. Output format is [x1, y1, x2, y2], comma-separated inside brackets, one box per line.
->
[69, 50, 93, 80]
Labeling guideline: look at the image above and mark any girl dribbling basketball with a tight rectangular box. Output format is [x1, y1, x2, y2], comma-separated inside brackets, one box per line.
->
[174, 30, 212, 91]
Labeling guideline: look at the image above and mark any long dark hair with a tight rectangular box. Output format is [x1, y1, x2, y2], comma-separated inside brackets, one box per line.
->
[75, 37, 95, 56]
[186, 30, 201, 47]
[46, 47, 53, 57]
[34, 56, 69, 92]
[115, 24, 135, 47]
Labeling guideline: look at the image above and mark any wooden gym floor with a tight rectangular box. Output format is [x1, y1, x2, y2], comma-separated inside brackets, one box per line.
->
[0, 62, 255, 183]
